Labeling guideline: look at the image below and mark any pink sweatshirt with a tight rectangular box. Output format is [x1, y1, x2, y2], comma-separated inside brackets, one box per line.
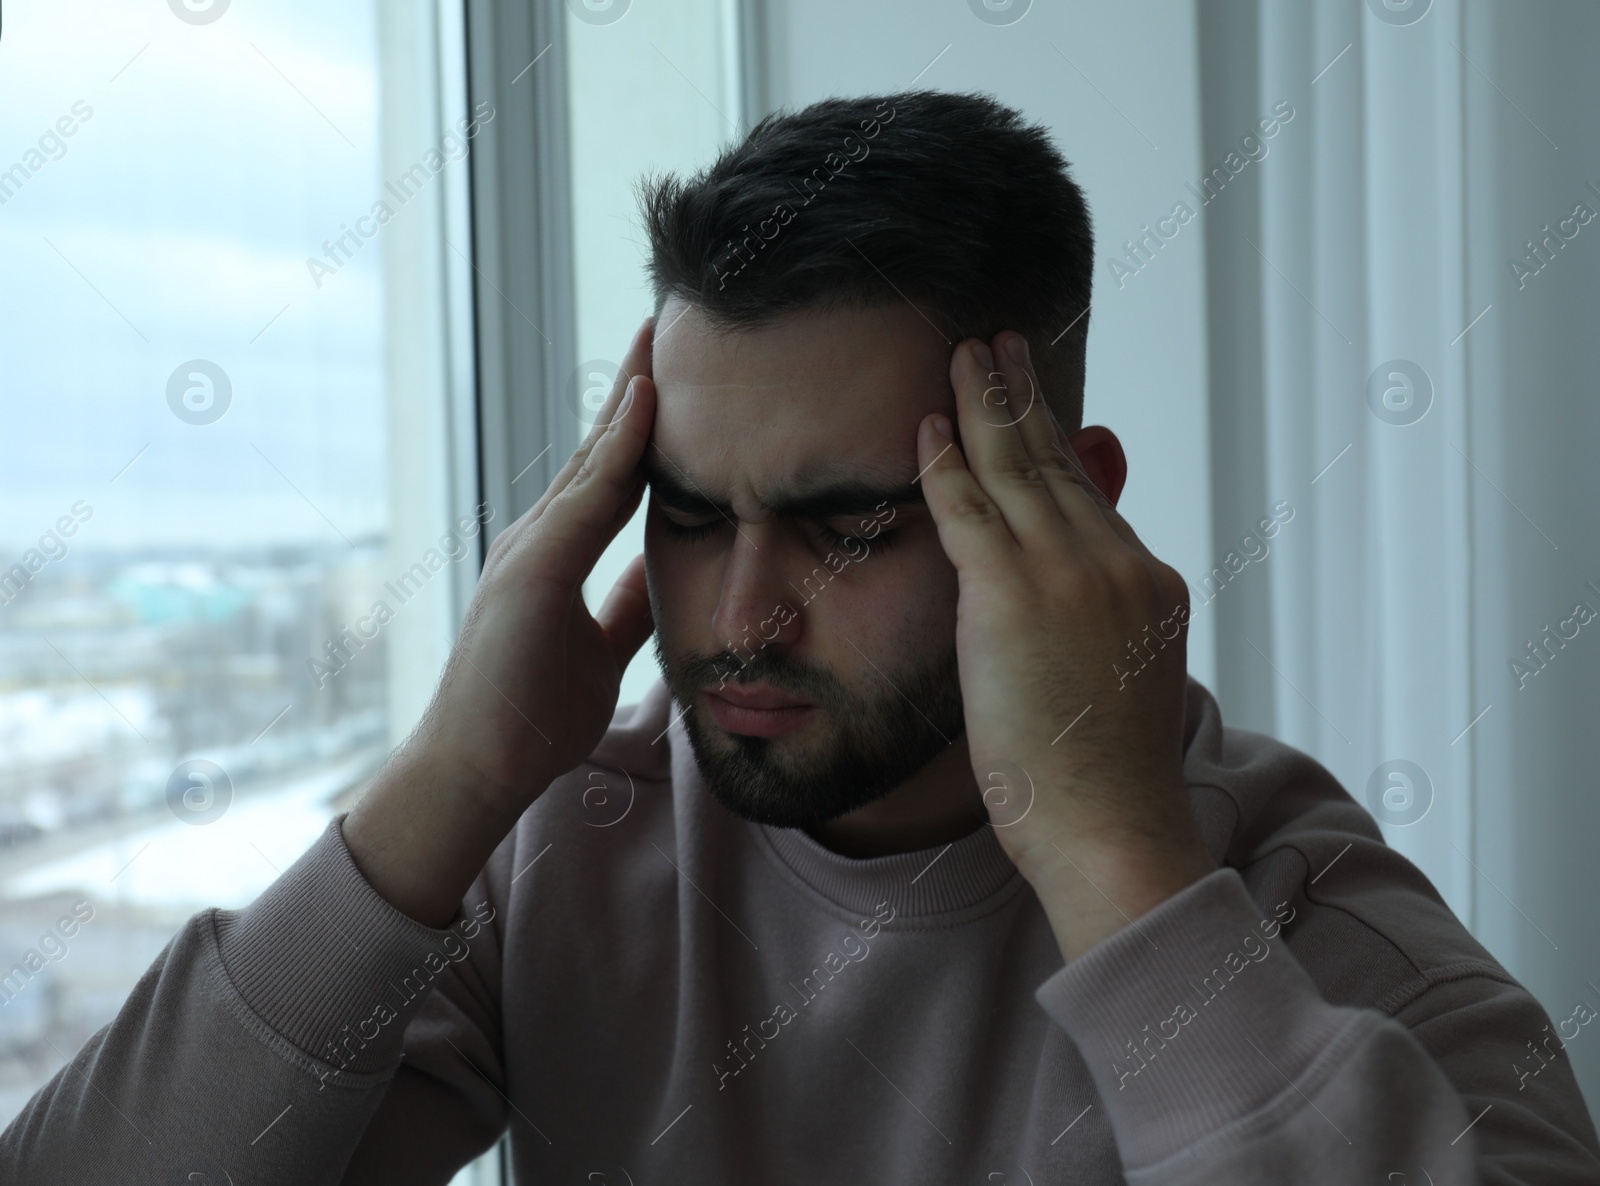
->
[3, 676, 1597, 1183]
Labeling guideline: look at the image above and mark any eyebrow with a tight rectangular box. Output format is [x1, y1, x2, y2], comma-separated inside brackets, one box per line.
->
[641, 449, 925, 521]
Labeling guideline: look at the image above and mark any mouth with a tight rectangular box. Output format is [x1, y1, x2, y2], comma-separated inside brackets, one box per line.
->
[704, 683, 816, 738]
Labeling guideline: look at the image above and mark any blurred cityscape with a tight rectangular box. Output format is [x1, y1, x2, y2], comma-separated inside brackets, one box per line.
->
[0, 542, 392, 1124]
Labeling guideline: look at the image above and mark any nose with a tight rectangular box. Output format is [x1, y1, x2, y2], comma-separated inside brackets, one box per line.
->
[710, 524, 806, 662]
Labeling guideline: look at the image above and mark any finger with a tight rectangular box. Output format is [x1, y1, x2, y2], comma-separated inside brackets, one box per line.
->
[597, 552, 655, 668]
[532, 315, 656, 518]
[949, 338, 1069, 545]
[992, 331, 1119, 542]
[501, 372, 657, 592]
[984, 330, 1158, 565]
[915, 411, 1019, 571]
[988, 332, 1183, 610]
[603, 468, 647, 538]
[1049, 430, 1162, 562]
[1046, 430, 1190, 610]
[485, 317, 655, 573]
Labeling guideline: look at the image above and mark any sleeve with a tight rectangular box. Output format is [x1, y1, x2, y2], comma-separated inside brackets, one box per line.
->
[0, 813, 506, 1186]
[341, 851, 511, 1182]
[1032, 866, 1600, 1185]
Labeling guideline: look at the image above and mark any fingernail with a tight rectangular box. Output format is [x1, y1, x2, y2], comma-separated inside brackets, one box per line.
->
[973, 341, 994, 370]
[1006, 335, 1030, 367]
[931, 413, 952, 439]
[617, 377, 636, 417]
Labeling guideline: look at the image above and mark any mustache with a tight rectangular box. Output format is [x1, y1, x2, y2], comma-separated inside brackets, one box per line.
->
[676, 648, 840, 704]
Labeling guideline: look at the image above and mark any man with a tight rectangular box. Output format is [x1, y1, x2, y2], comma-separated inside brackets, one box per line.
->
[4, 90, 1597, 1184]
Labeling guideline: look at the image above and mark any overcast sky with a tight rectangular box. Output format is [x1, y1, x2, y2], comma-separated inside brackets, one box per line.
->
[0, 0, 391, 554]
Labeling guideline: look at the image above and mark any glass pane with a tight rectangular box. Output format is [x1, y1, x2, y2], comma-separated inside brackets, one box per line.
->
[0, 0, 474, 1132]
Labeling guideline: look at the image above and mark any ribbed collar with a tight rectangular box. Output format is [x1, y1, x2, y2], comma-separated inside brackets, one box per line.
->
[751, 813, 1024, 922]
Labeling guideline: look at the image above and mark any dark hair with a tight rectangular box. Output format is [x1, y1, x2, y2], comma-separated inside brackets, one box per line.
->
[638, 89, 1095, 429]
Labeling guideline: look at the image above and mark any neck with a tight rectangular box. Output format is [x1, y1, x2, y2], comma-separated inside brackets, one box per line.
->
[803, 737, 988, 859]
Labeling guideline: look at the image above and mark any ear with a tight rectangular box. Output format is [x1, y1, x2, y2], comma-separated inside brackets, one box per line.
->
[1065, 425, 1128, 507]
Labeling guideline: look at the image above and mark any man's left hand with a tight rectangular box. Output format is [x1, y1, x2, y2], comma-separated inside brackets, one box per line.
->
[917, 331, 1216, 961]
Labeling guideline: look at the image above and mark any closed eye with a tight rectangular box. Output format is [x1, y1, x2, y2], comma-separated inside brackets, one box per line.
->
[816, 523, 898, 552]
[659, 516, 725, 543]
[658, 515, 898, 553]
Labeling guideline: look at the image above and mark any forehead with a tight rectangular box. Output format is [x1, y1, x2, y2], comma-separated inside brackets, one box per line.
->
[648, 298, 952, 512]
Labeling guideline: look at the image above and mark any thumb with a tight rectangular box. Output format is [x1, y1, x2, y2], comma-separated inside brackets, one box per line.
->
[597, 552, 654, 668]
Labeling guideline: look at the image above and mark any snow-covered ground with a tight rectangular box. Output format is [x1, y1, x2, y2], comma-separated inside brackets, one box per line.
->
[1, 750, 382, 911]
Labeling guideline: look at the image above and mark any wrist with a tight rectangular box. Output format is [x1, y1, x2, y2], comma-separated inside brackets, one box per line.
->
[343, 739, 536, 928]
[1023, 828, 1215, 962]
[408, 714, 563, 816]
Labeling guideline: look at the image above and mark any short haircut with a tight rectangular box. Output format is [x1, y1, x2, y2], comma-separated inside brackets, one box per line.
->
[638, 89, 1096, 430]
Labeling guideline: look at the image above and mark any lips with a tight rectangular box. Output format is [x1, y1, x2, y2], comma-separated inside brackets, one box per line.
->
[704, 683, 815, 738]
[708, 683, 813, 710]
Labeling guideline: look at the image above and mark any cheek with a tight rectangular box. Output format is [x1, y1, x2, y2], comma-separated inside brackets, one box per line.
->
[643, 513, 751, 657]
[816, 528, 959, 652]
[643, 520, 704, 643]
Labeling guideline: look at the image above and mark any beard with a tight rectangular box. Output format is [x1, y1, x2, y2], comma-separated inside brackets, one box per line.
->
[651, 629, 965, 830]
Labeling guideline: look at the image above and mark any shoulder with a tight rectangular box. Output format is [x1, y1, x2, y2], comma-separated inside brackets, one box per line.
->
[1179, 676, 1511, 1014]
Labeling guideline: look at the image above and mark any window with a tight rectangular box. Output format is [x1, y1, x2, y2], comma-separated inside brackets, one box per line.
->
[0, 0, 744, 1175]
[0, 0, 476, 1133]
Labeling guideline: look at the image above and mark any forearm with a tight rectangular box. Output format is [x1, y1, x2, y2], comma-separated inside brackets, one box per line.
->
[343, 738, 535, 929]
[1034, 869, 1462, 1178]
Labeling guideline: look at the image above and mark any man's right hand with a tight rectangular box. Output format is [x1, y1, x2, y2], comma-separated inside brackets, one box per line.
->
[343, 317, 660, 927]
